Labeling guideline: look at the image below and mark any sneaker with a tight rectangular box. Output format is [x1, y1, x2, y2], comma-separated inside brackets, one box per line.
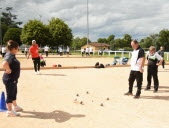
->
[6, 110, 20, 117]
[35, 72, 38, 75]
[124, 92, 133, 96]
[37, 71, 41, 75]
[134, 95, 140, 99]
[14, 106, 23, 112]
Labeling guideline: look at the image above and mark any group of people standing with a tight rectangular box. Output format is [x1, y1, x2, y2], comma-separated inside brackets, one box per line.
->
[81, 46, 93, 56]
[125, 40, 165, 98]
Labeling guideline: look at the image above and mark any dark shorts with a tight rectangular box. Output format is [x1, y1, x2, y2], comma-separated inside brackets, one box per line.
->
[3, 79, 18, 103]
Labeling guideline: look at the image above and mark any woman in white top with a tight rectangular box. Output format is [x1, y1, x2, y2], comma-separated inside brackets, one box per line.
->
[66, 46, 70, 57]
[2, 46, 6, 58]
[24, 47, 28, 57]
[44, 45, 49, 57]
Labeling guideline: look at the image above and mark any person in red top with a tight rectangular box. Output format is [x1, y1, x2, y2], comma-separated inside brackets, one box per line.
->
[27, 40, 41, 75]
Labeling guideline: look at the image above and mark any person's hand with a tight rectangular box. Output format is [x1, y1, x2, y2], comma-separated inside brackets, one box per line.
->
[140, 68, 144, 73]
[6, 69, 12, 74]
[156, 63, 160, 66]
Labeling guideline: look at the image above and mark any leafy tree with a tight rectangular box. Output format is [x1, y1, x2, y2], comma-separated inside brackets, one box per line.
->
[97, 38, 108, 43]
[107, 35, 115, 43]
[21, 20, 50, 46]
[48, 18, 73, 47]
[142, 37, 153, 48]
[1, 24, 8, 40]
[123, 34, 132, 47]
[3, 28, 22, 45]
[149, 34, 159, 48]
[113, 38, 123, 50]
[1, 7, 22, 27]
[72, 37, 81, 49]
[72, 37, 91, 49]
[1, 7, 22, 43]
[158, 29, 169, 51]
[107, 35, 115, 50]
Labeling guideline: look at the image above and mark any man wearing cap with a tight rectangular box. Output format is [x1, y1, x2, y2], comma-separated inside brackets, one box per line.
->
[27, 40, 41, 75]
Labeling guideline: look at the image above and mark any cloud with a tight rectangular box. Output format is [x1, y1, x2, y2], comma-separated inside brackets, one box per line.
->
[1, 0, 169, 41]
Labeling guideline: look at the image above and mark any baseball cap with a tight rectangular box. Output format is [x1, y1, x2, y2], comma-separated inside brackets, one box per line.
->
[32, 40, 36, 42]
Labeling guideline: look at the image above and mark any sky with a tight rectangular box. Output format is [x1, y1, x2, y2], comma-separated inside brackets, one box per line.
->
[1, 0, 169, 41]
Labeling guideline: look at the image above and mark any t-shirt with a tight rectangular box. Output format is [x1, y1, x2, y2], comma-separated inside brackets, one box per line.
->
[25, 48, 28, 51]
[67, 47, 70, 52]
[3, 52, 20, 81]
[158, 50, 164, 57]
[147, 52, 163, 66]
[29, 44, 39, 58]
[130, 46, 145, 71]
[44, 46, 49, 52]
[89, 47, 93, 52]
[59, 48, 62, 52]
[86, 48, 89, 53]
[2, 47, 6, 53]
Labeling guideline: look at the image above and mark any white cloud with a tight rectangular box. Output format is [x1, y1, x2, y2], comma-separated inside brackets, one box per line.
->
[1, 0, 169, 41]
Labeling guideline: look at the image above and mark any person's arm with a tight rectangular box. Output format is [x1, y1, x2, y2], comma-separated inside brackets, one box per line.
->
[156, 58, 164, 66]
[139, 57, 145, 73]
[27, 52, 31, 59]
[2, 61, 11, 74]
[156, 53, 164, 66]
[139, 49, 145, 73]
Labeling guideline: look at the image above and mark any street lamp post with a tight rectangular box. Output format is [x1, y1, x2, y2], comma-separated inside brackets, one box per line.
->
[0, 8, 2, 47]
[87, 0, 89, 46]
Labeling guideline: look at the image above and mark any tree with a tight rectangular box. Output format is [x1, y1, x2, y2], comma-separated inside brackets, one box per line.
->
[149, 34, 159, 48]
[97, 38, 108, 43]
[123, 34, 132, 47]
[107, 35, 115, 50]
[1, 24, 8, 40]
[72, 37, 81, 49]
[113, 38, 123, 50]
[21, 20, 50, 46]
[1, 7, 22, 27]
[72, 37, 91, 49]
[107, 35, 115, 42]
[158, 29, 169, 51]
[1, 7, 22, 43]
[3, 28, 22, 45]
[48, 18, 73, 47]
[142, 37, 153, 48]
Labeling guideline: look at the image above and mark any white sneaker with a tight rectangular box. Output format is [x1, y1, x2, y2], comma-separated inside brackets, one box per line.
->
[6, 110, 20, 117]
[14, 106, 23, 112]
[35, 72, 38, 75]
[37, 71, 41, 75]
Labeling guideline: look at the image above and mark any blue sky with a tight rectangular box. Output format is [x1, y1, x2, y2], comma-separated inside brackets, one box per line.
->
[1, 0, 169, 41]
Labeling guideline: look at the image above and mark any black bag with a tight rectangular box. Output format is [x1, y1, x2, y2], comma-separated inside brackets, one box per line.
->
[99, 64, 105, 68]
[58, 64, 62, 67]
[95, 62, 99, 67]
